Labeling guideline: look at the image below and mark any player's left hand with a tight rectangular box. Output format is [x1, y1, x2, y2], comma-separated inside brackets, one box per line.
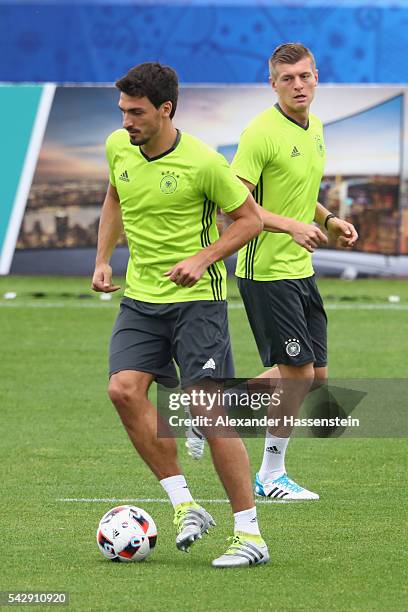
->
[164, 253, 210, 287]
[327, 218, 358, 249]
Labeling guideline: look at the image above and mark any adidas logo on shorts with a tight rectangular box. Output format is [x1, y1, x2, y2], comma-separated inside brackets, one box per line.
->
[202, 357, 216, 370]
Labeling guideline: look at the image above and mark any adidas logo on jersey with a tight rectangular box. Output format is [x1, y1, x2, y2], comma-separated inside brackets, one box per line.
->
[266, 445, 281, 454]
[119, 170, 130, 182]
[202, 357, 216, 370]
[291, 146, 301, 157]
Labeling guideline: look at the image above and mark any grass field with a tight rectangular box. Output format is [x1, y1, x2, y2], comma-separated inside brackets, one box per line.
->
[1, 276, 407, 611]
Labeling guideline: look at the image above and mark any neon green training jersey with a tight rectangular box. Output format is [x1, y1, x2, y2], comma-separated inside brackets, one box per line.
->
[106, 129, 248, 303]
[232, 104, 325, 281]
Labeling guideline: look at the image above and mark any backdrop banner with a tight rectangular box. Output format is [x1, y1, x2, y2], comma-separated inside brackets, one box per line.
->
[2, 84, 408, 275]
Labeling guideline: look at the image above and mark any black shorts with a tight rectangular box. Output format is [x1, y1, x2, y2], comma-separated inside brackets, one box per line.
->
[109, 297, 234, 387]
[237, 275, 327, 368]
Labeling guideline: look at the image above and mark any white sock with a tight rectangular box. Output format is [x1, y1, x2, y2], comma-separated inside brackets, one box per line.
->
[258, 432, 289, 482]
[160, 475, 194, 509]
[234, 507, 260, 536]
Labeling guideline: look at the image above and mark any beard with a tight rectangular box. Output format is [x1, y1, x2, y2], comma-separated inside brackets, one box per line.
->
[128, 133, 149, 146]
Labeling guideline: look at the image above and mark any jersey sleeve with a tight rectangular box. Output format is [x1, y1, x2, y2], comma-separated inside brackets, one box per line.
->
[198, 152, 249, 213]
[105, 135, 116, 187]
[231, 123, 274, 186]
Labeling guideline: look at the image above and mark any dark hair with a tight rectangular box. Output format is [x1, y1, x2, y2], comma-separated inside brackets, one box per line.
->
[269, 43, 316, 79]
[115, 62, 178, 118]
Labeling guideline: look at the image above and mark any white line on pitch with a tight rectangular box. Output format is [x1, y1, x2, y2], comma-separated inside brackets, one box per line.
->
[2, 302, 408, 311]
[325, 303, 408, 310]
[58, 498, 229, 503]
[0, 301, 118, 308]
[56, 497, 281, 504]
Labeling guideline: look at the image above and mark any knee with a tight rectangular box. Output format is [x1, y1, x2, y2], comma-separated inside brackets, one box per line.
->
[313, 367, 328, 390]
[108, 379, 126, 406]
[278, 363, 315, 395]
[280, 362, 315, 381]
[108, 375, 146, 407]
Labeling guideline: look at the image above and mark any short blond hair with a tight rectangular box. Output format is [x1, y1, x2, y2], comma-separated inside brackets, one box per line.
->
[269, 43, 316, 79]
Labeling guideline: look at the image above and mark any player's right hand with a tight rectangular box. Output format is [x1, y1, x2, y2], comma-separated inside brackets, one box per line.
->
[92, 263, 121, 293]
[289, 221, 328, 253]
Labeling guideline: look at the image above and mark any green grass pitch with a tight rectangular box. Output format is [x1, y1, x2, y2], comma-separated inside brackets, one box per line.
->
[1, 276, 407, 611]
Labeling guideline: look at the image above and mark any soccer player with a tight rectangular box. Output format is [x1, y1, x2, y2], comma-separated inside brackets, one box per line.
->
[232, 43, 358, 500]
[92, 62, 269, 567]
[186, 44, 358, 500]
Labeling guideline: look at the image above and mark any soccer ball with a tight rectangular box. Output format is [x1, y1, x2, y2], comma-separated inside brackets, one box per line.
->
[96, 505, 157, 562]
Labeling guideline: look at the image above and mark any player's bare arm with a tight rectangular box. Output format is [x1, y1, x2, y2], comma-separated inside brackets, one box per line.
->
[238, 177, 327, 253]
[315, 202, 358, 248]
[92, 183, 123, 293]
[165, 193, 263, 287]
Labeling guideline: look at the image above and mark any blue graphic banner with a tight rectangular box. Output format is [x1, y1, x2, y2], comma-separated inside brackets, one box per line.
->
[1, 2, 408, 83]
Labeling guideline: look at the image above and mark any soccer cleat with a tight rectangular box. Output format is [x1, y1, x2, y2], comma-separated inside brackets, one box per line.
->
[174, 502, 215, 552]
[185, 424, 205, 460]
[254, 472, 319, 501]
[212, 532, 269, 568]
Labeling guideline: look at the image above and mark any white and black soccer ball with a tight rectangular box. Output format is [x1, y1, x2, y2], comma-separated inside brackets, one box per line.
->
[96, 505, 157, 562]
